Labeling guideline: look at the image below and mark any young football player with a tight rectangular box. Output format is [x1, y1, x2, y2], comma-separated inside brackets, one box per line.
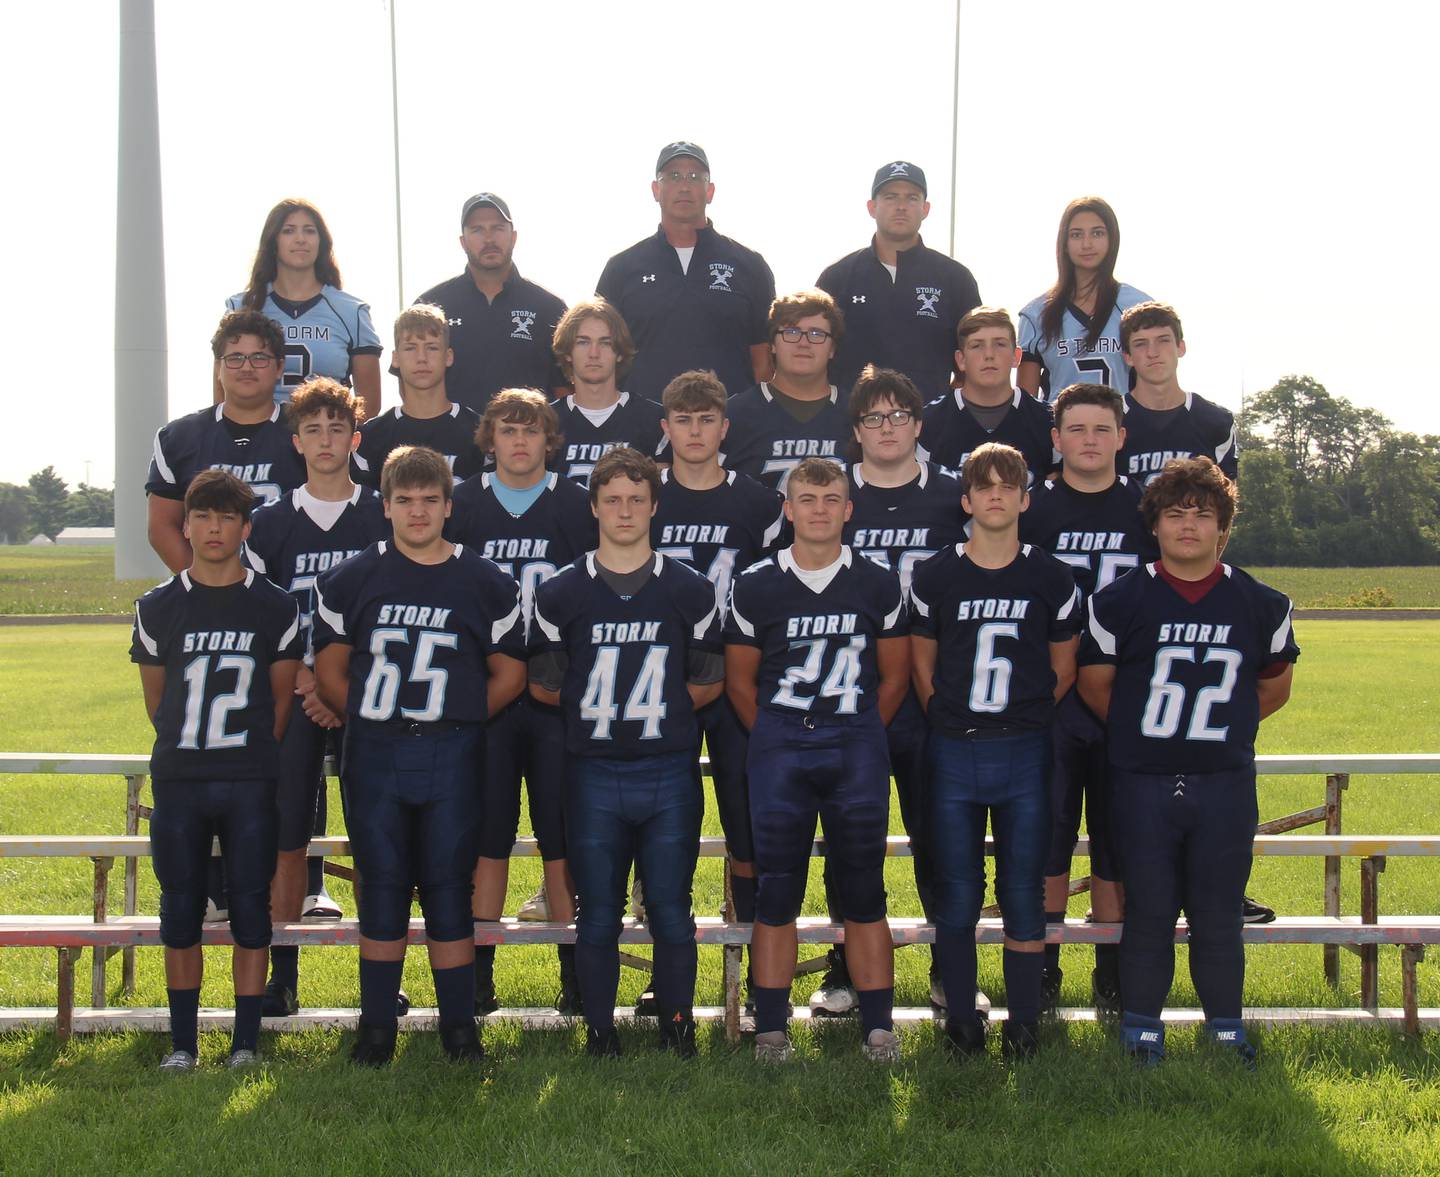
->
[921, 308, 1058, 484]
[653, 369, 785, 1001]
[1017, 197, 1153, 403]
[722, 290, 856, 493]
[1078, 458, 1297, 1065]
[530, 448, 724, 1058]
[726, 458, 910, 1064]
[243, 378, 387, 1015]
[549, 299, 666, 485]
[312, 446, 528, 1066]
[131, 471, 303, 1070]
[448, 389, 596, 1015]
[1119, 301, 1238, 485]
[354, 305, 485, 488]
[148, 310, 306, 573]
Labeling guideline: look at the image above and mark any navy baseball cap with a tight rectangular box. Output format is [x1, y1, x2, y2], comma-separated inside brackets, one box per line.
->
[460, 192, 512, 226]
[871, 161, 927, 197]
[655, 141, 710, 175]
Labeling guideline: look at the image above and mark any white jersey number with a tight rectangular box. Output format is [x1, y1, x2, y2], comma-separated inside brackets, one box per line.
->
[358, 628, 459, 722]
[1140, 645, 1243, 741]
[580, 645, 671, 740]
[177, 654, 255, 750]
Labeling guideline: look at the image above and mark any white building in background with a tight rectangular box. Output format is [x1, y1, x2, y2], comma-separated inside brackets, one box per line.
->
[56, 528, 115, 546]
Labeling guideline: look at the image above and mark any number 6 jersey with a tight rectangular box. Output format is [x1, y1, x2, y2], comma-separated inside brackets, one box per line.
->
[130, 570, 303, 780]
[909, 544, 1080, 732]
[1080, 562, 1299, 773]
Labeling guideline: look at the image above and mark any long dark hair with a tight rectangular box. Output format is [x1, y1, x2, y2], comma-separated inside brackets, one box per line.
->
[241, 198, 343, 310]
[1040, 196, 1120, 352]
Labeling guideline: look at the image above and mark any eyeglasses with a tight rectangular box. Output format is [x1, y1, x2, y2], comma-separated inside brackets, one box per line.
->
[858, 409, 914, 429]
[777, 327, 833, 345]
[220, 352, 277, 369]
[658, 170, 709, 185]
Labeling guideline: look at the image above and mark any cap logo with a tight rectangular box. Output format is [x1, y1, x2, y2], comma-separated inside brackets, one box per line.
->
[888, 162, 910, 178]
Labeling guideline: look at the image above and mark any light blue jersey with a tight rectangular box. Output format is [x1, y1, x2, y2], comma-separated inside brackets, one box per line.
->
[225, 284, 382, 403]
[1018, 282, 1151, 402]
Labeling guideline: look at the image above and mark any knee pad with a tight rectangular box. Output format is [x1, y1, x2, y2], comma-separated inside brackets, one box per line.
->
[158, 889, 205, 950]
[932, 881, 984, 932]
[835, 869, 887, 926]
[227, 886, 274, 950]
[643, 898, 697, 946]
[358, 882, 414, 941]
[575, 901, 625, 946]
[995, 880, 1046, 943]
[417, 879, 474, 943]
[754, 871, 806, 926]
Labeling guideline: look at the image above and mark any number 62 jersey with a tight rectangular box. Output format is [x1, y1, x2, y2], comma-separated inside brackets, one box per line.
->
[1080, 562, 1299, 773]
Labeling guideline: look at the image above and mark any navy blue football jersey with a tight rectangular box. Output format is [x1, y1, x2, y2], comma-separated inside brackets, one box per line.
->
[1080, 562, 1299, 773]
[1019, 476, 1157, 600]
[312, 542, 525, 724]
[131, 570, 303, 780]
[448, 471, 598, 631]
[354, 404, 484, 488]
[532, 553, 722, 757]
[727, 547, 906, 718]
[919, 389, 1057, 486]
[226, 285, 383, 402]
[1118, 391, 1238, 485]
[721, 384, 853, 493]
[147, 404, 306, 505]
[652, 469, 785, 618]
[910, 544, 1080, 732]
[1018, 283, 1152, 402]
[845, 461, 967, 596]
[549, 393, 667, 486]
[244, 486, 388, 659]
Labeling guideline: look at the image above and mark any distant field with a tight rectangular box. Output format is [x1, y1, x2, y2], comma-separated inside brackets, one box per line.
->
[2, 545, 1438, 613]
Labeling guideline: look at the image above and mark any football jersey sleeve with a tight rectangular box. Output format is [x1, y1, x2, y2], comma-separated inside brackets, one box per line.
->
[478, 562, 526, 659]
[907, 553, 942, 639]
[1256, 582, 1300, 667]
[1078, 583, 1127, 667]
[268, 592, 304, 661]
[1043, 558, 1083, 642]
[679, 565, 723, 653]
[874, 569, 908, 638]
[724, 567, 764, 648]
[145, 423, 188, 500]
[129, 592, 167, 666]
[352, 301, 382, 356]
[311, 566, 354, 652]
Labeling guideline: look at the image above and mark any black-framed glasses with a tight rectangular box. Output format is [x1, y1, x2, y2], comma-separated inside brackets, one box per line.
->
[658, 170, 709, 185]
[777, 326, 832, 345]
[220, 352, 277, 369]
[859, 409, 914, 429]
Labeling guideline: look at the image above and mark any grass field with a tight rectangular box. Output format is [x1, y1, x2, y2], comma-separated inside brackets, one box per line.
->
[1, 621, 1439, 1173]
[2, 545, 1438, 613]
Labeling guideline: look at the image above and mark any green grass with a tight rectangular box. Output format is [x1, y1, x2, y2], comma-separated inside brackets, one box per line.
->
[2, 621, 1440, 1175]
[1250, 566, 1440, 609]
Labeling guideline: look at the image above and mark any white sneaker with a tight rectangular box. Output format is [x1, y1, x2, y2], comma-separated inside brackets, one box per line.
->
[225, 1048, 258, 1069]
[517, 884, 551, 922]
[930, 976, 947, 1010]
[203, 898, 228, 924]
[975, 987, 991, 1019]
[630, 878, 647, 924]
[861, 1028, 900, 1063]
[302, 892, 343, 921]
[159, 1050, 197, 1072]
[809, 953, 858, 1016]
[754, 1031, 792, 1065]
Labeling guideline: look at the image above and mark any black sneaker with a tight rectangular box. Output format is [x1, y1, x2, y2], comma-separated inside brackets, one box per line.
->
[350, 1022, 397, 1067]
[1001, 1019, 1040, 1061]
[1091, 969, 1122, 1022]
[1228, 1040, 1260, 1071]
[943, 1013, 988, 1058]
[261, 980, 298, 1018]
[634, 988, 658, 1017]
[439, 1023, 485, 1063]
[1242, 895, 1276, 924]
[658, 1011, 698, 1059]
[396, 989, 411, 1018]
[556, 961, 583, 1016]
[585, 1025, 623, 1058]
[1041, 966, 1063, 1015]
[475, 978, 499, 1017]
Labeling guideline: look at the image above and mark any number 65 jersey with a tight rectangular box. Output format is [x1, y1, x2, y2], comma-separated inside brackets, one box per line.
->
[1080, 562, 1299, 774]
[130, 570, 303, 781]
[311, 542, 524, 724]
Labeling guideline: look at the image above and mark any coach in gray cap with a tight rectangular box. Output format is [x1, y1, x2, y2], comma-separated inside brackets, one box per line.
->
[410, 192, 568, 410]
[815, 161, 982, 399]
[595, 141, 776, 403]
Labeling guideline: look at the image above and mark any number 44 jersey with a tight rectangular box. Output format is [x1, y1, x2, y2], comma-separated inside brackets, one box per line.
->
[130, 570, 303, 781]
[311, 542, 524, 724]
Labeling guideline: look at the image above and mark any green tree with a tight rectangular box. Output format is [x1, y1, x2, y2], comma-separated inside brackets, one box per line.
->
[1360, 433, 1440, 564]
[26, 466, 68, 540]
[65, 484, 114, 528]
[0, 482, 32, 544]
[1228, 450, 1296, 564]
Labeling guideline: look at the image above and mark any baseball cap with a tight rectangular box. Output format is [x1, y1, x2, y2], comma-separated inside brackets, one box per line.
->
[655, 141, 710, 175]
[460, 192, 513, 226]
[871, 161, 927, 198]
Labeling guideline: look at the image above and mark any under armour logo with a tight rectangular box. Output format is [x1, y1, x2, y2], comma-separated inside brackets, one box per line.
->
[642, 274, 656, 283]
[852, 295, 867, 304]
[915, 287, 941, 318]
[708, 262, 735, 292]
[510, 309, 536, 340]
[447, 317, 463, 327]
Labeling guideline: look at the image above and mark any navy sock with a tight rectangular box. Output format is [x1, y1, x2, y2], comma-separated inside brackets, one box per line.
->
[1044, 910, 1065, 970]
[575, 942, 619, 1032]
[232, 994, 263, 1053]
[730, 873, 757, 924]
[473, 941, 497, 989]
[752, 985, 790, 1035]
[652, 942, 697, 1015]
[269, 945, 299, 992]
[1003, 948, 1044, 1024]
[358, 956, 404, 1028]
[556, 942, 575, 969]
[167, 987, 199, 1056]
[856, 987, 894, 1037]
[1095, 943, 1120, 985]
[432, 961, 474, 1030]
[934, 924, 979, 1020]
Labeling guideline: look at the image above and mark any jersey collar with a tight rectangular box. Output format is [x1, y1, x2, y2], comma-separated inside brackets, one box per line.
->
[760, 382, 838, 405]
[952, 387, 1021, 412]
[178, 568, 253, 591]
[214, 403, 281, 423]
[585, 551, 663, 578]
[853, 460, 926, 490]
[777, 545, 852, 576]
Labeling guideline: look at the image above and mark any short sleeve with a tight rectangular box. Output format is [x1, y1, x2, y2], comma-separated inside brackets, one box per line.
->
[311, 574, 350, 652]
[145, 425, 184, 500]
[352, 301, 383, 355]
[684, 573, 722, 653]
[907, 557, 940, 639]
[1260, 587, 1300, 667]
[484, 571, 526, 660]
[129, 598, 164, 665]
[595, 257, 620, 305]
[874, 571, 908, 639]
[1046, 561, 1082, 642]
[1017, 303, 1043, 364]
[750, 256, 777, 344]
[1078, 590, 1122, 667]
[529, 578, 567, 655]
[724, 573, 762, 647]
[1216, 418, 1239, 480]
[353, 421, 383, 487]
[271, 597, 303, 661]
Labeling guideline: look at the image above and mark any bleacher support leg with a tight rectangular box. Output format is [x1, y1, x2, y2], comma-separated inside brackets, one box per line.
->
[123, 773, 144, 998]
[1360, 855, 1385, 1010]
[57, 947, 79, 1042]
[91, 856, 113, 1008]
[1402, 945, 1425, 1037]
[723, 857, 741, 1043]
[1323, 772, 1348, 987]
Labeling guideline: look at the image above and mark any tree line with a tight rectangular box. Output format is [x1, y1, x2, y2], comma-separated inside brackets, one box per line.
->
[0, 468, 114, 544]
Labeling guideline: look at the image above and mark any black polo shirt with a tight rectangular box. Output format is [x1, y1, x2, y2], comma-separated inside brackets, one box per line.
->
[411, 267, 567, 411]
[596, 222, 775, 402]
[815, 236, 981, 399]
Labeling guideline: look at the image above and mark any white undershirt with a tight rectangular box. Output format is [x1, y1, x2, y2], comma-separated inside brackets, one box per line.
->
[576, 401, 619, 427]
[790, 551, 846, 594]
[675, 245, 695, 275]
[296, 485, 353, 530]
[882, 262, 897, 282]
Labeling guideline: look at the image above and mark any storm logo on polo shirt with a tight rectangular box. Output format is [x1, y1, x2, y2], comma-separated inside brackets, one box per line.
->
[708, 263, 735, 292]
[915, 287, 941, 318]
[510, 310, 536, 340]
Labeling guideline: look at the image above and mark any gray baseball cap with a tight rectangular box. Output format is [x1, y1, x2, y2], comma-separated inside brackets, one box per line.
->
[871, 161, 927, 197]
[655, 141, 710, 175]
[460, 192, 513, 226]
